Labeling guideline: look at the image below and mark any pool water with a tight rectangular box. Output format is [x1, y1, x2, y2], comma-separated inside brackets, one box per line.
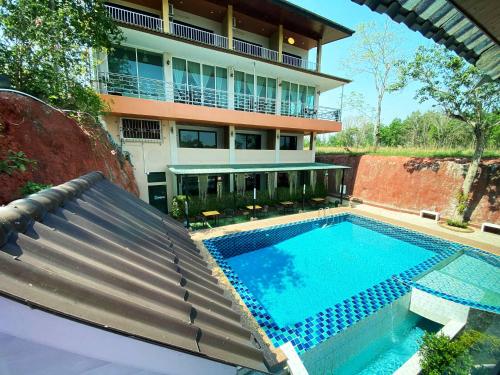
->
[227, 221, 435, 326]
[334, 313, 441, 374]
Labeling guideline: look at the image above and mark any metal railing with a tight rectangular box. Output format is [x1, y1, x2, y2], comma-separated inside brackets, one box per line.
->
[282, 54, 317, 71]
[96, 72, 341, 121]
[106, 5, 163, 32]
[233, 39, 279, 62]
[170, 22, 229, 49]
[105, 5, 319, 72]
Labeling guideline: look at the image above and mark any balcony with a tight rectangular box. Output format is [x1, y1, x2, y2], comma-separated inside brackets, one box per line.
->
[106, 4, 318, 72]
[96, 72, 341, 122]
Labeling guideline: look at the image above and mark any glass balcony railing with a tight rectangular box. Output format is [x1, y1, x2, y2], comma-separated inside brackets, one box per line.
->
[96, 72, 341, 122]
[105, 4, 318, 72]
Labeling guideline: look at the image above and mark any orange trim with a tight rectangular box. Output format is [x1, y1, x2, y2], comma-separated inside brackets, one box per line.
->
[101, 95, 341, 133]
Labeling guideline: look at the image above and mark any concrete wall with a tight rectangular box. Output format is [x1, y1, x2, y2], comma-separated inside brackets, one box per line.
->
[316, 154, 500, 224]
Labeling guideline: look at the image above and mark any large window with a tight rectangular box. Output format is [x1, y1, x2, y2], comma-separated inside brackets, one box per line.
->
[281, 81, 315, 117]
[234, 71, 276, 113]
[122, 118, 161, 141]
[245, 174, 261, 191]
[107, 46, 164, 99]
[179, 129, 217, 148]
[280, 135, 297, 150]
[172, 58, 227, 107]
[235, 133, 262, 150]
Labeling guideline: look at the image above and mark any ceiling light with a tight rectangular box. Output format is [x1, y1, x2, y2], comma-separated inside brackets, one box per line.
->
[287, 37, 295, 45]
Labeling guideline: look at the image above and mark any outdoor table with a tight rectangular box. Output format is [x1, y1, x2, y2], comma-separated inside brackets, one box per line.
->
[246, 205, 262, 210]
[202, 210, 221, 225]
[280, 201, 294, 214]
[311, 197, 326, 206]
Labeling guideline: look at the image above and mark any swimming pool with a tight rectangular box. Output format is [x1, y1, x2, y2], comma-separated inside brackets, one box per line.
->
[204, 213, 466, 355]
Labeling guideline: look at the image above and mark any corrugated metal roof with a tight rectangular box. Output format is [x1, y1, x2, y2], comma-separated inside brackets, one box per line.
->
[352, 0, 499, 80]
[0, 172, 268, 373]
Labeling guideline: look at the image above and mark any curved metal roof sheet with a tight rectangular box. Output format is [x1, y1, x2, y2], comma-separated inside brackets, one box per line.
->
[352, 0, 499, 79]
[0, 172, 269, 372]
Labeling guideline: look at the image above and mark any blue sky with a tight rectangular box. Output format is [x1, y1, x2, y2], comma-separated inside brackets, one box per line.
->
[288, 0, 437, 124]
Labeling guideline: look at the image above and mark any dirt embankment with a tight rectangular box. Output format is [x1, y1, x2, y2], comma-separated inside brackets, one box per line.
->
[0, 91, 138, 204]
[317, 154, 499, 225]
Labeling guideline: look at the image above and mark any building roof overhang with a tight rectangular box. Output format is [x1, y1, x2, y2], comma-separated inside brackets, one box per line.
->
[169, 162, 350, 175]
[352, 0, 499, 80]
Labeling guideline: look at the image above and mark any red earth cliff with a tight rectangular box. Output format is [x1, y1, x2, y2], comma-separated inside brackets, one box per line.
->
[0, 91, 139, 204]
[317, 154, 499, 225]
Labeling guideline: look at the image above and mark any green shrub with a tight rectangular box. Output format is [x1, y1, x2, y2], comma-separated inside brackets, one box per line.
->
[171, 195, 187, 218]
[420, 330, 500, 375]
[0, 150, 37, 175]
[446, 219, 469, 228]
[20, 181, 52, 196]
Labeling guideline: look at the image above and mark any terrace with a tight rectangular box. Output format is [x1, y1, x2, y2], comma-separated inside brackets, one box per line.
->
[106, 4, 320, 72]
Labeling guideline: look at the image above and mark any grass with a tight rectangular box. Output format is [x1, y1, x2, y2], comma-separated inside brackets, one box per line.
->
[315, 146, 500, 159]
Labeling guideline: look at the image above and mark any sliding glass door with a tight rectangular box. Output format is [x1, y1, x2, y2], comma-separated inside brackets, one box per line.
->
[172, 58, 227, 108]
[107, 46, 164, 100]
[281, 81, 316, 117]
[235, 71, 276, 114]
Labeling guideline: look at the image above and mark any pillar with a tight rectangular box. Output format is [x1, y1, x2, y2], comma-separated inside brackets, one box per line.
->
[163, 52, 173, 100]
[275, 129, 281, 162]
[275, 78, 282, 115]
[310, 131, 317, 162]
[162, 0, 170, 33]
[277, 24, 283, 62]
[224, 5, 233, 49]
[316, 38, 322, 72]
[169, 121, 178, 164]
[229, 125, 236, 164]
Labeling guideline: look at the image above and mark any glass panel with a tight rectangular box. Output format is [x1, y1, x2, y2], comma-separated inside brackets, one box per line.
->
[290, 83, 298, 116]
[148, 185, 167, 213]
[234, 71, 245, 111]
[216, 67, 227, 108]
[246, 134, 261, 149]
[137, 50, 163, 99]
[202, 65, 215, 107]
[280, 135, 298, 150]
[306, 86, 316, 117]
[108, 46, 136, 75]
[245, 74, 254, 95]
[281, 81, 290, 115]
[172, 58, 187, 102]
[188, 61, 201, 104]
[267, 78, 276, 114]
[199, 131, 217, 148]
[235, 133, 245, 149]
[179, 130, 199, 148]
[182, 176, 199, 196]
[147, 172, 166, 183]
[298, 85, 307, 116]
[256, 76, 266, 113]
[207, 176, 218, 194]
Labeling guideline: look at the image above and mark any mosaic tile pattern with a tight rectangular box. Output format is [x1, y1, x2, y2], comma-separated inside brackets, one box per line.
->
[203, 213, 499, 354]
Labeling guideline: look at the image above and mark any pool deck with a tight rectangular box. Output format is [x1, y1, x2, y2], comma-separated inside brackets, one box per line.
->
[190, 204, 499, 367]
[191, 205, 500, 255]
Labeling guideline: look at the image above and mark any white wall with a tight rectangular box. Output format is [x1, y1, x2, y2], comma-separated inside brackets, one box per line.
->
[174, 9, 223, 35]
[0, 296, 235, 375]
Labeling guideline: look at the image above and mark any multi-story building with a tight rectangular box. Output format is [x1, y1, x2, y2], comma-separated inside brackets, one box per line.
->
[95, 0, 353, 213]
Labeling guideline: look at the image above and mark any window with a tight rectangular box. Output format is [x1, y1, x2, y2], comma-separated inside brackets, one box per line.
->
[280, 135, 297, 150]
[234, 72, 276, 113]
[281, 81, 316, 117]
[172, 58, 227, 107]
[235, 133, 261, 150]
[179, 129, 217, 148]
[122, 119, 161, 140]
[181, 176, 199, 196]
[147, 172, 166, 183]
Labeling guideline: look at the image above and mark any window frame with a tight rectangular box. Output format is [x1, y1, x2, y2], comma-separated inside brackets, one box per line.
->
[235, 133, 262, 150]
[280, 135, 298, 150]
[178, 129, 218, 149]
[121, 118, 162, 142]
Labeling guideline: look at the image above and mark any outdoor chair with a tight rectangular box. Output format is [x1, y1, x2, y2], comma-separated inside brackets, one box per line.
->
[223, 208, 235, 223]
[195, 215, 208, 228]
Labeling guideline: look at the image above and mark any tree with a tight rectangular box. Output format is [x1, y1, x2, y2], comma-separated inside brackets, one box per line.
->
[0, 0, 122, 118]
[395, 46, 500, 224]
[345, 20, 401, 149]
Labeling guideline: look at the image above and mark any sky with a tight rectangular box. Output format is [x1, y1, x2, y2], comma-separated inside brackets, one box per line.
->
[288, 0, 437, 125]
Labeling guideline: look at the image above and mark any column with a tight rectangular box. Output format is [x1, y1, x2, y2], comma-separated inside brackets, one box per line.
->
[275, 129, 281, 162]
[275, 79, 282, 115]
[277, 24, 283, 62]
[162, 0, 170, 33]
[316, 38, 322, 72]
[228, 67, 235, 109]
[169, 121, 178, 164]
[224, 5, 233, 49]
[229, 125, 236, 164]
[310, 131, 317, 162]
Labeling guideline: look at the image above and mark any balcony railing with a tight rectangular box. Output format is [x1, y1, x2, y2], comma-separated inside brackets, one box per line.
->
[105, 4, 318, 72]
[96, 72, 341, 122]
